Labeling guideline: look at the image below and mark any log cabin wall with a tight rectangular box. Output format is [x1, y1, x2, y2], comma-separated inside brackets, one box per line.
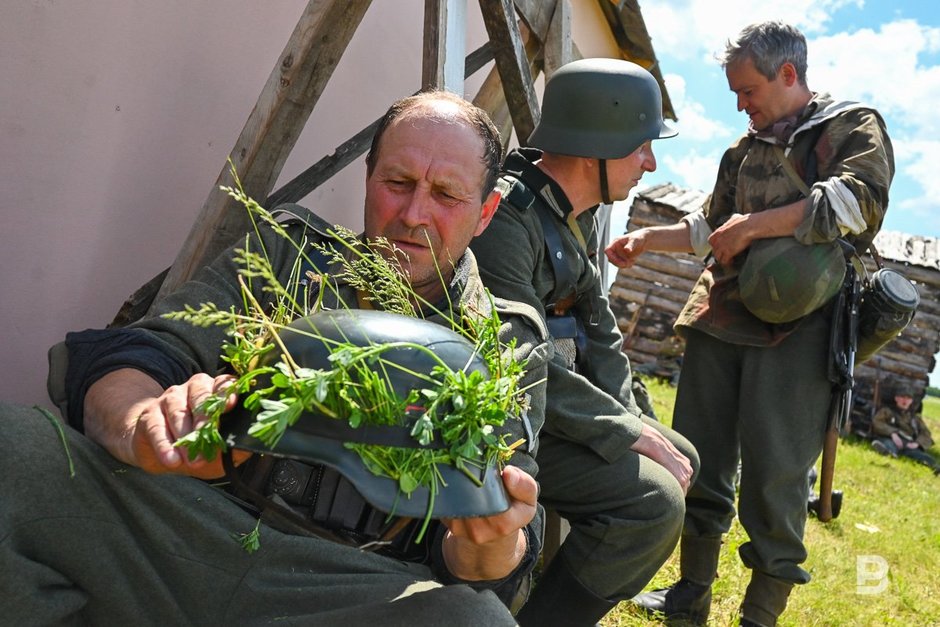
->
[610, 183, 940, 422]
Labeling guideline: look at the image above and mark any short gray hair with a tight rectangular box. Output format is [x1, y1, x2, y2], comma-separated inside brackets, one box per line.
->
[721, 21, 808, 85]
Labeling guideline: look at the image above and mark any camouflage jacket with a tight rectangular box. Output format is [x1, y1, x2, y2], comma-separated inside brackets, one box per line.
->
[470, 148, 649, 461]
[676, 93, 895, 346]
[872, 405, 934, 449]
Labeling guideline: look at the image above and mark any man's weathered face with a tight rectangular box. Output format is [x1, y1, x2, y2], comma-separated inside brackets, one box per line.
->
[726, 56, 791, 131]
[364, 102, 498, 302]
[605, 140, 657, 201]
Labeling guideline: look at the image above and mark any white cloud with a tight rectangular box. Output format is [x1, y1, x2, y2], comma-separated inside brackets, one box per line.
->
[893, 137, 940, 230]
[809, 20, 940, 135]
[662, 73, 736, 142]
[661, 149, 723, 192]
[643, 0, 863, 63]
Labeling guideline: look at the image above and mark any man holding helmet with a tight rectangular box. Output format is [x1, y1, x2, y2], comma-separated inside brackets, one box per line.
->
[1, 91, 551, 625]
[606, 21, 894, 626]
[470, 58, 698, 626]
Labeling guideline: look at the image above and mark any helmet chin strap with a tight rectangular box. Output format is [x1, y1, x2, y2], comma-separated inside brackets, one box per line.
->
[598, 158, 612, 205]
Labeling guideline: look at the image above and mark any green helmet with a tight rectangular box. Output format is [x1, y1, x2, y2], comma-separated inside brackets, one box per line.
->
[739, 237, 846, 324]
[223, 309, 510, 519]
[527, 58, 677, 158]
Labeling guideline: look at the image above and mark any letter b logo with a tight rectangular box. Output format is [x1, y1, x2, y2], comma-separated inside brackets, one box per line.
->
[856, 555, 888, 595]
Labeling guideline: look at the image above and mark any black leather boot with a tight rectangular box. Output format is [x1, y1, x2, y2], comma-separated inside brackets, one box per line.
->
[739, 570, 793, 626]
[632, 579, 712, 625]
[515, 555, 615, 627]
[631, 535, 721, 625]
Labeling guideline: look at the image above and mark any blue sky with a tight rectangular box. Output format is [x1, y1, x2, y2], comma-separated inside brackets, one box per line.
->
[631, 0, 940, 239]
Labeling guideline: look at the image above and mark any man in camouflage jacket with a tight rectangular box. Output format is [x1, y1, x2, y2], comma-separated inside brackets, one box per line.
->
[607, 21, 894, 626]
[871, 385, 939, 473]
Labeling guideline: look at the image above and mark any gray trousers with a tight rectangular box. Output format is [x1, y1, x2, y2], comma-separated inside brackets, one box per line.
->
[674, 312, 832, 585]
[535, 416, 698, 600]
[0, 402, 515, 626]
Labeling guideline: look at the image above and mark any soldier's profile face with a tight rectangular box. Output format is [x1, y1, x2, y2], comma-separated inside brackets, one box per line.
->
[605, 140, 657, 201]
[363, 103, 498, 302]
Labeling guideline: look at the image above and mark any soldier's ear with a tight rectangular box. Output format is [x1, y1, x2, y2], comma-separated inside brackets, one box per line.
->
[780, 62, 798, 87]
[475, 189, 501, 235]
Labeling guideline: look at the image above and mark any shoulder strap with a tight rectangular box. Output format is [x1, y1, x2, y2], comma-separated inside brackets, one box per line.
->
[499, 174, 579, 314]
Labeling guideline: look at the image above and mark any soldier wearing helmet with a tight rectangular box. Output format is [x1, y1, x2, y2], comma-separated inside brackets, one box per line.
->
[470, 58, 699, 626]
[3, 92, 552, 625]
[607, 22, 894, 626]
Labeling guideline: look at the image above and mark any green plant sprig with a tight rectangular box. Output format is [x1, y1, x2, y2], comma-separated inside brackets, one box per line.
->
[165, 165, 534, 544]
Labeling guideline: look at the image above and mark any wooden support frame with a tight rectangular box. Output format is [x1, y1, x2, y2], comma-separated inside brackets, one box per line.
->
[478, 0, 541, 145]
[138, 0, 671, 317]
[152, 0, 372, 304]
[422, 0, 466, 93]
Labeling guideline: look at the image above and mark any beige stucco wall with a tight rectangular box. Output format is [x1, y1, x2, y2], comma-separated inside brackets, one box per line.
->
[0, 1, 619, 408]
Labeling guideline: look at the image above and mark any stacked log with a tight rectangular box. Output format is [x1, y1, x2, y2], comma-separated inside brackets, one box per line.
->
[610, 183, 940, 421]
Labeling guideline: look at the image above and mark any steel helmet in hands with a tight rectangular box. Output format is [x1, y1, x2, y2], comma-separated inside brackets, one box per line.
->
[528, 57, 677, 159]
[223, 309, 510, 519]
[739, 237, 846, 324]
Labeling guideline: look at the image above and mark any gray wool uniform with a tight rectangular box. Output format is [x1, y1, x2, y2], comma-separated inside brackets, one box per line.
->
[470, 148, 701, 601]
[3, 205, 552, 625]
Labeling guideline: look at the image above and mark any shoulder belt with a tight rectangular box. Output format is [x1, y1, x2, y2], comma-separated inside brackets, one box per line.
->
[498, 174, 579, 314]
[270, 203, 343, 286]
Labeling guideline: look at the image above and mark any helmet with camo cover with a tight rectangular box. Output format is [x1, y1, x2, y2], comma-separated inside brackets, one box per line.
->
[739, 237, 846, 324]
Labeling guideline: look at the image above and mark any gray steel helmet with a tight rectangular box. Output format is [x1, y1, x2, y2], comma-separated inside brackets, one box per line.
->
[528, 57, 677, 158]
[223, 309, 509, 519]
[739, 237, 846, 324]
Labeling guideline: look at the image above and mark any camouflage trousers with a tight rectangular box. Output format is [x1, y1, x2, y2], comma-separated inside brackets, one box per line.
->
[0, 402, 516, 626]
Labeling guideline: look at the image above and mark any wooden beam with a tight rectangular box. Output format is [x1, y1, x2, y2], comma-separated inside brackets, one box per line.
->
[478, 0, 541, 144]
[511, 0, 557, 45]
[543, 0, 573, 78]
[422, 0, 466, 93]
[472, 21, 543, 150]
[152, 0, 372, 305]
[267, 42, 494, 208]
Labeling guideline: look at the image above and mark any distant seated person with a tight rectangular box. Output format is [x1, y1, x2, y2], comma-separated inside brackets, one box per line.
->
[871, 384, 940, 475]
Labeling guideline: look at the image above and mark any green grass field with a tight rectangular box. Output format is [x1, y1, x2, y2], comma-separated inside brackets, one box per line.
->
[600, 379, 940, 627]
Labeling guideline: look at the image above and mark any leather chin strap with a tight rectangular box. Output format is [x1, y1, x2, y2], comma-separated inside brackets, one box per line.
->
[598, 158, 612, 205]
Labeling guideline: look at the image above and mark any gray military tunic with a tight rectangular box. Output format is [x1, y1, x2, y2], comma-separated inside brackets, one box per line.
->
[470, 148, 700, 600]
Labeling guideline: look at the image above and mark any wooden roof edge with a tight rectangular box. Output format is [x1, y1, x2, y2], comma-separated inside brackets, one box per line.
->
[596, 0, 677, 121]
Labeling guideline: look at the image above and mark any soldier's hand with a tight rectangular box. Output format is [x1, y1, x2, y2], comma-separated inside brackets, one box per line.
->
[129, 373, 248, 478]
[630, 424, 694, 493]
[605, 230, 648, 268]
[85, 369, 248, 478]
[440, 466, 536, 581]
[708, 213, 755, 266]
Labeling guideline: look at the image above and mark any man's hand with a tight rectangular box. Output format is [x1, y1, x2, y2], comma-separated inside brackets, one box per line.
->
[707, 213, 756, 266]
[440, 465, 537, 581]
[890, 432, 905, 450]
[605, 230, 649, 268]
[630, 424, 694, 493]
[605, 223, 694, 268]
[85, 369, 248, 478]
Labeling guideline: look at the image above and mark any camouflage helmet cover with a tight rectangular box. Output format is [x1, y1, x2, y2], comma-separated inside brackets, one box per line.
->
[527, 57, 677, 159]
[739, 237, 846, 324]
[223, 309, 510, 519]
